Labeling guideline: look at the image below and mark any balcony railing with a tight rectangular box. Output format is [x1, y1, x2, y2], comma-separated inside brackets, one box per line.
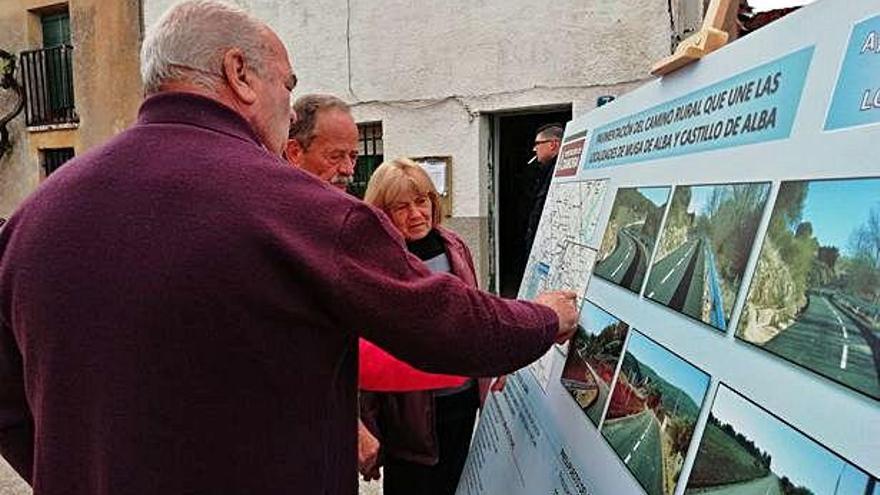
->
[20, 45, 78, 127]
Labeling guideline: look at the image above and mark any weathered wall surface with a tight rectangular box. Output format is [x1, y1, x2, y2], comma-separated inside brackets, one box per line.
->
[0, 0, 142, 218]
[70, 0, 143, 150]
[143, 0, 685, 282]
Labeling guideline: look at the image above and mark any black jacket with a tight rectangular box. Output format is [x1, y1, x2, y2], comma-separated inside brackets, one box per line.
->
[523, 155, 557, 256]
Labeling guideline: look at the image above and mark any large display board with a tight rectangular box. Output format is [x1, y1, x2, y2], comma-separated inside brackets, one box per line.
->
[459, 1, 880, 493]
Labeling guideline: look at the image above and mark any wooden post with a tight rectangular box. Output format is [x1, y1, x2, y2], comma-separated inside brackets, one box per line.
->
[651, 0, 735, 76]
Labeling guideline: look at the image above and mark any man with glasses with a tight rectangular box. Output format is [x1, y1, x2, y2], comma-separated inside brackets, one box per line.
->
[524, 123, 564, 259]
[286, 94, 360, 192]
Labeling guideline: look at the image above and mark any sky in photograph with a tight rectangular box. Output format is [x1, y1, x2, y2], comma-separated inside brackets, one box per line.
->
[685, 183, 769, 218]
[579, 301, 622, 334]
[637, 187, 671, 207]
[748, 0, 817, 12]
[709, 386, 873, 493]
[686, 185, 718, 217]
[800, 178, 880, 255]
[624, 331, 709, 404]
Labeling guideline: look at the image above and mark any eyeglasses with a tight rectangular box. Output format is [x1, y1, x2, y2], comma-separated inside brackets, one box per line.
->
[533, 139, 558, 147]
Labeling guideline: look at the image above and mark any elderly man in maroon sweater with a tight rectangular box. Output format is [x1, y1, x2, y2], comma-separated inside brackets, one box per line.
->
[0, 1, 577, 494]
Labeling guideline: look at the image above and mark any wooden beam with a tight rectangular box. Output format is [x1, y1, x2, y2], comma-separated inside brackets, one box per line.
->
[651, 0, 735, 76]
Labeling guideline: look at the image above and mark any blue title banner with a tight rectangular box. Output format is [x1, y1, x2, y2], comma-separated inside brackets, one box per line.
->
[582, 47, 814, 170]
[825, 14, 880, 131]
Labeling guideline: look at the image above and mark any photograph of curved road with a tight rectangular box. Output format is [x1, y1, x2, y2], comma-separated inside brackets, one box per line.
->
[604, 408, 665, 493]
[595, 187, 670, 293]
[764, 291, 879, 397]
[560, 301, 629, 425]
[686, 385, 878, 495]
[602, 331, 709, 495]
[645, 183, 770, 331]
[738, 179, 880, 400]
[689, 474, 783, 495]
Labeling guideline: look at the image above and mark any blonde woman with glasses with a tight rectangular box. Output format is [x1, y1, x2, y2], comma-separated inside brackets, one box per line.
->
[358, 157, 494, 495]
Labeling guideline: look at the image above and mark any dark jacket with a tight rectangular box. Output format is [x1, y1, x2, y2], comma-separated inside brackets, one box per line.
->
[0, 92, 558, 495]
[360, 226, 489, 466]
[523, 155, 557, 256]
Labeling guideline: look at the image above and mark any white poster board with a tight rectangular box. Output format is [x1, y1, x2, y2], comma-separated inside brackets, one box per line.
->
[459, 1, 880, 494]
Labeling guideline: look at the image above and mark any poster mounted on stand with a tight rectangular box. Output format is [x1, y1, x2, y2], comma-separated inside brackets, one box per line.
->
[458, 2, 880, 494]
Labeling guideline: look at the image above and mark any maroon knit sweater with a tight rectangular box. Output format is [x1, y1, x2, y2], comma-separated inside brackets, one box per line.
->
[0, 93, 557, 494]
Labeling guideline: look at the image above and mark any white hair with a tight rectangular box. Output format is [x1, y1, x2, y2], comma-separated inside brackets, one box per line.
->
[140, 0, 272, 93]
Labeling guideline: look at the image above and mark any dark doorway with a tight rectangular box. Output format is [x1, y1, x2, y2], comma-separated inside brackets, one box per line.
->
[496, 108, 571, 297]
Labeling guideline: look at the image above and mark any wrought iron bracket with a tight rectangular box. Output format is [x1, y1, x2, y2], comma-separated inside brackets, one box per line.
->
[0, 49, 25, 160]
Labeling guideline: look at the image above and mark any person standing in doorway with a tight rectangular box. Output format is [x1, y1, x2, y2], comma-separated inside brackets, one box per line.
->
[523, 123, 563, 260]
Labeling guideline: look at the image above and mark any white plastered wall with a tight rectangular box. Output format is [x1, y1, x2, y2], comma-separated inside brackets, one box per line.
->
[143, 0, 688, 277]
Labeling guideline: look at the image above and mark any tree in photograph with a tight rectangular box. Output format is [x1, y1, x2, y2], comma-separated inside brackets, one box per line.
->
[656, 187, 693, 260]
[816, 246, 839, 271]
[778, 476, 814, 495]
[848, 205, 880, 304]
[704, 184, 770, 297]
[851, 205, 880, 268]
[667, 417, 693, 456]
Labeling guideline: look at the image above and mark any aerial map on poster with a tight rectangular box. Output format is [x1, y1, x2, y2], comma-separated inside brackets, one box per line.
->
[458, 2, 880, 494]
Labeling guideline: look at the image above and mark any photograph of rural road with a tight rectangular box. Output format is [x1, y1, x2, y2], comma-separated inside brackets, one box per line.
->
[737, 179, 880, 400]
[686, 385, 878, 495]
[560, 301, 630, 425]
[601, 331, 710, 495]
[595, 186, 671, 293]
[645, 183, 771, 331]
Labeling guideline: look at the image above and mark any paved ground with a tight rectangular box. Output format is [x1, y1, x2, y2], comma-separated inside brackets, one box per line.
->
[604, 409, 663, 495]
[0, 458, 29, 495]
[359, 477, 383, 494]
[766, 293, 879, 397]
[688, 473, 782, 495]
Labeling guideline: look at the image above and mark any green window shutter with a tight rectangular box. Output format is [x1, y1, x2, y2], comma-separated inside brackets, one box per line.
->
[42, 13, 71, 48]
[40, 12, 75, 118]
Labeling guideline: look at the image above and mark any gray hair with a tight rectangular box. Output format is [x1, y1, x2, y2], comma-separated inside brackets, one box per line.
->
[535, 123, 564, 141]
[289, 94, 351, 148]
[140, 0, 271, 93]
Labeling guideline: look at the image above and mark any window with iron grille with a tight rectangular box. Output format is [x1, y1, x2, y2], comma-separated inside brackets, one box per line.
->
[21, 9, 78, 127]
[41, 147, 74, 176]
[350, 122, 383, 199]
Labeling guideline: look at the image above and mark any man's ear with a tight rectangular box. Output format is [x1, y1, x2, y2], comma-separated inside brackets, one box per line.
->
[285, 139, 304, 166]
[222, 48, 258, 105]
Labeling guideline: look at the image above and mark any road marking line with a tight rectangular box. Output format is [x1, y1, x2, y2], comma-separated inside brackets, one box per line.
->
[824, 298, 849, 340]
[610, 246, 632, 277]
[624, 414, 654, 461]
[660, 246, 692, 284]
[647, 291, 655, 298]
[840, 344, 848, 370]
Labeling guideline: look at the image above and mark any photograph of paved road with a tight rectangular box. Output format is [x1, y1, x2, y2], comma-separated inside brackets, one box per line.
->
[595, 187, 671, 293]
[560, 301, 630, 425]
[737, 179, 880, 400]
[645, 183, 771, 331]
[686, 385, 878, 495]
[601, 331, 710, 495]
